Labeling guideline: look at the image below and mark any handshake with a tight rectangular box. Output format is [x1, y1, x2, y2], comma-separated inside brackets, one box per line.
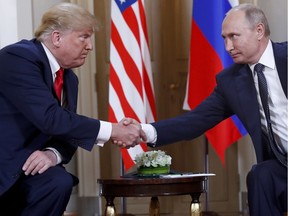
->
[110, 117, 147, 149]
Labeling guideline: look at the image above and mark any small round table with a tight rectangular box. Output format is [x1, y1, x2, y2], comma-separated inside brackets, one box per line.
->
[97, 175, 207, 216]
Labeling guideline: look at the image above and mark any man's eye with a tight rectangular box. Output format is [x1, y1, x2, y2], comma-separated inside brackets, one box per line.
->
[79, 35, 89, 41]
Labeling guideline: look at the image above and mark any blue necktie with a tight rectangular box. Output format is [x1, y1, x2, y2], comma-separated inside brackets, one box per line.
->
[254, 63, 287, 167]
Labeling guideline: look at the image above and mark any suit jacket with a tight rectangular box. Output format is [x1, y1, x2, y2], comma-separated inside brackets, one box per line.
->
[0, 39, 100, 195]
[152, 42, 287, 163]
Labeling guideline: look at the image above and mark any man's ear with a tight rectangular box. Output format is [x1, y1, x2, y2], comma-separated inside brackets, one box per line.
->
[51, 30, 61, 47]
[256, 23, 265, 40]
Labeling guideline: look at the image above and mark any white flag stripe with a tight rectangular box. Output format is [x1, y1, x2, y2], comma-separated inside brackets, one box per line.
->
[109, 0, 156, 170]
[183, 69, 191, 110]
[112, 1, 143, 76]
[144, 96, 154, 122]
[110, 42, 146, 122]
[132, 1, 155, 122]
[132, 2, 154, 92]
[228, 0, 239, 7]
[108, 83, 125, 120]
[127, 144, 146, 161]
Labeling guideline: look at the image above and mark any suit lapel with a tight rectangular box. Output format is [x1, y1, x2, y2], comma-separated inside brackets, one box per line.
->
[234, 65, 262, 134]
[273, 44, 287, 98]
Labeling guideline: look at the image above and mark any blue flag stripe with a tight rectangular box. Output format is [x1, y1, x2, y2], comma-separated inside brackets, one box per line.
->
[114, 0, 138, 13]
[193, 0, 233, 68]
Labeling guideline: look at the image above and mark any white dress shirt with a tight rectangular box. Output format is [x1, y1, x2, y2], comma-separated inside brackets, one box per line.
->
[250, 40, 288, 154]
[42, 43, 112, 163]
[142, 40, 288, 154]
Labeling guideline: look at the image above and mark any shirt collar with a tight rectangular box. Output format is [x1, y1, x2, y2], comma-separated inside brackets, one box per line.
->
[250, 40, 275, 73]
[41, 42, 61, 77]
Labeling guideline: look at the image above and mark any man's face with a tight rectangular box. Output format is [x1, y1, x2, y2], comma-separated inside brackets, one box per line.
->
[56, 28, 94, 68]
[221, 11, 262, 64]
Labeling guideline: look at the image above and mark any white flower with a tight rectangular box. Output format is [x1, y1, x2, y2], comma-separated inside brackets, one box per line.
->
[134, 150, 172, 168]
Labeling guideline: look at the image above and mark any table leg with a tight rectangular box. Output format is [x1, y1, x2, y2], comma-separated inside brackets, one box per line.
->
[190, 193, 201, 216]
[104, 196, 116, 216]
[149, 196, 160, 216]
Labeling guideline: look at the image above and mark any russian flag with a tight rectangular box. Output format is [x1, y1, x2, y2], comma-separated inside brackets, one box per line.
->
[183, 0, 247, 164]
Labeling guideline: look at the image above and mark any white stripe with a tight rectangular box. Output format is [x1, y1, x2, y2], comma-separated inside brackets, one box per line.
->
[127, 144, 146, 161]
[111, 1, 142, 77]
[132, 1, 156, 122]
[228, 0, 239, 7]
[109, 0, 156, 168]
[110, 41, 146, 122]
[108, 82, 125, 121]
[132, 2, 155, 94]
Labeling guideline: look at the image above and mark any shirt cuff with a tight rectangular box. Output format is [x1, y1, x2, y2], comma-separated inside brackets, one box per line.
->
[141, 123, 157, 144]
[45, 147, 62, 165]
[96, 121, 112, 147]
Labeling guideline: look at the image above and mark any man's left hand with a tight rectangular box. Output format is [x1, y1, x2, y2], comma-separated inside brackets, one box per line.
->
[22, 150, 57, 175]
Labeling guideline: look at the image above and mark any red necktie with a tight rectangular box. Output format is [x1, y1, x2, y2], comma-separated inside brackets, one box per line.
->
[54, 68, 64, 101]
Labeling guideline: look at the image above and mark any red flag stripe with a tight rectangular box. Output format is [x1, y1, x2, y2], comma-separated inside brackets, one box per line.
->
[109, 0, 156, 170]
[138, 0, 150, 47]
[122, 6, 141, 47]
[183, 0, 244, 164]
[110, 42, 146, 122]
[110, 64, 140, 121]
[143, 66, 157, 119]
[111, 21, 143, 99]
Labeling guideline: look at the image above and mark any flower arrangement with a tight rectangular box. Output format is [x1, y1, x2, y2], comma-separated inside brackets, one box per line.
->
[135, 150, 172, 168]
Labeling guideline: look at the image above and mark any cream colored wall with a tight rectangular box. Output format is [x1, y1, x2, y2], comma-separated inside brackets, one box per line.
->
[0, 0, 32, 47]
[0, 0, 287, 215]
[0, 0, 101, 214]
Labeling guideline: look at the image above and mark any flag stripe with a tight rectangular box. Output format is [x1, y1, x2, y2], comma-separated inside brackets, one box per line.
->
[206, 118, 242, 162]
[110, 64, 139, 121]
[109, 0, 156, 170]
[183, 0, 247, 164]
[138, 0, 149, 46]
[186, 20, 223, 108]
[111, 21, 143, 99]
[110, 43, 145, 121]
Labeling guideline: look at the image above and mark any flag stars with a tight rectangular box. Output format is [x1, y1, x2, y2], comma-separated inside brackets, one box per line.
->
[119, 0, 126, 4]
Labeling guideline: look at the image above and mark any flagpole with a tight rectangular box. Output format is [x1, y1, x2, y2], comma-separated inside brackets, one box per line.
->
[204, 137, 209, 211]
[120, 156, 127, 214]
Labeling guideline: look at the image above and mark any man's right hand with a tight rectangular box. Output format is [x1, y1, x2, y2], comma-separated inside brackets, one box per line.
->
[110, 118, 147, 148]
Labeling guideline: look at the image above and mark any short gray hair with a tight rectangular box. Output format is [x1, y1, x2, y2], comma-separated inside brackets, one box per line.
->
[34, 2, 99, 41]
[228, 3, 270, 36]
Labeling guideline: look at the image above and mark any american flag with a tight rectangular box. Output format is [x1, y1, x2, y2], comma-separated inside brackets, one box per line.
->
[109, 0, 156, 171]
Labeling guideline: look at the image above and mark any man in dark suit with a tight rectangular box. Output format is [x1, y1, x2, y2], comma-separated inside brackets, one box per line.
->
[123, 3, 287, 216]
[0, 3, 144, 216]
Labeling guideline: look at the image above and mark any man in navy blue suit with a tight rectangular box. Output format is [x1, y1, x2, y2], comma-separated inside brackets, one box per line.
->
[0, 3, 144, 216]
[123, 3, 287, 216]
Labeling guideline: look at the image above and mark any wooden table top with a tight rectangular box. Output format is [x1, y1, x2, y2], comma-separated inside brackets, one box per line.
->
[97, 175, 207, 197]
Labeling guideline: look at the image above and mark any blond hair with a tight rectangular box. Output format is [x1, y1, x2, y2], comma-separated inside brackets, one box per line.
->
[34, 2, 99, 41]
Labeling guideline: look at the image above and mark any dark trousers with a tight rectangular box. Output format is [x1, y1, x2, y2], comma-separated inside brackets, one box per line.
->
[0, 166, 76, 216]
[247, 159, 287, 216]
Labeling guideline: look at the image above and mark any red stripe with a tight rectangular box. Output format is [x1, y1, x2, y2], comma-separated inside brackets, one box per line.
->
[187, 20, 223, 109]
[108, 104, 117, 123]
[122, 7, 141, 47]
[110, 64, 140, 121]
[186, 19, 241, 165]
[121, 143, 148, 170]
[138, 0, 149, 47]
[206, 118, 242, 164]
[142, 64, 157, 120]
[111, 21, 143, 99]
[121, 148, 135, 169]
[110, 1, 156, 171]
